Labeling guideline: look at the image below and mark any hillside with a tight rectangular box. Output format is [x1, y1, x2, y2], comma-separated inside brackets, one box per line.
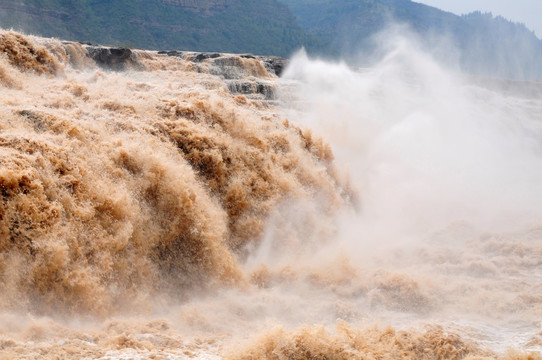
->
[0, 0, 317, 56]
[0, 0, 541, 79]
[281, 0, 542, 80]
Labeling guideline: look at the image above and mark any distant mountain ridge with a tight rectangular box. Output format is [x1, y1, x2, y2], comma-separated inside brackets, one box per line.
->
[0, 0, 541, 79]
[281, 0, 542, 79]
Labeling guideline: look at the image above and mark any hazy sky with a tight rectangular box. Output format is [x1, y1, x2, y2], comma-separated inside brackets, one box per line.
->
[414, 0, 542, 38]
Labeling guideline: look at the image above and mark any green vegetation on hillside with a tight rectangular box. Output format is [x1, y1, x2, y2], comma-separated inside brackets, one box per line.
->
[0, 0, 319, 56]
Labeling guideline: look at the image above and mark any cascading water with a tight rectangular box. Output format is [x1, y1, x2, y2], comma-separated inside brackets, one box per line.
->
[0, 30, 541, 359]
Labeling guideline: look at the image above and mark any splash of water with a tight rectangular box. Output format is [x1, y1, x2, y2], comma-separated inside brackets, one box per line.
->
[1, 30, 542, 359]
[0, 30, 348, 317]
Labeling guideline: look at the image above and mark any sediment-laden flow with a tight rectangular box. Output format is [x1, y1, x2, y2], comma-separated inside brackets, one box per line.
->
[0, 31, 348, 315]
[0, 30, 541, 359]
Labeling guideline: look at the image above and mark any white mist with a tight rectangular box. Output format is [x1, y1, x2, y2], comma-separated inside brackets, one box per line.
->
[281, 41, 542, 244]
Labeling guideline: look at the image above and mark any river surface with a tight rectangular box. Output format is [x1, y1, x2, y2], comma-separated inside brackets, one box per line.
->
[1, 30, 542, 359]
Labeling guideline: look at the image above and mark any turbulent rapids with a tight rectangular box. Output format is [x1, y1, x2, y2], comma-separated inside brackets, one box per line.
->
[1, 30, 542, 359]
[0, 31, 349, 313]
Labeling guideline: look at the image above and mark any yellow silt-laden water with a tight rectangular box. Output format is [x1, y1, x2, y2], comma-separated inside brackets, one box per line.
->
[0, 30, 542, 359]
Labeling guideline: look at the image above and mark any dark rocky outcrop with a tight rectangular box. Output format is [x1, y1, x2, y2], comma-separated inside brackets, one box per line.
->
[85, 46, 140, 71]
[226, 80, 277, 100]
[259, 56, 288, 77]
[191, 52, 222, 62]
